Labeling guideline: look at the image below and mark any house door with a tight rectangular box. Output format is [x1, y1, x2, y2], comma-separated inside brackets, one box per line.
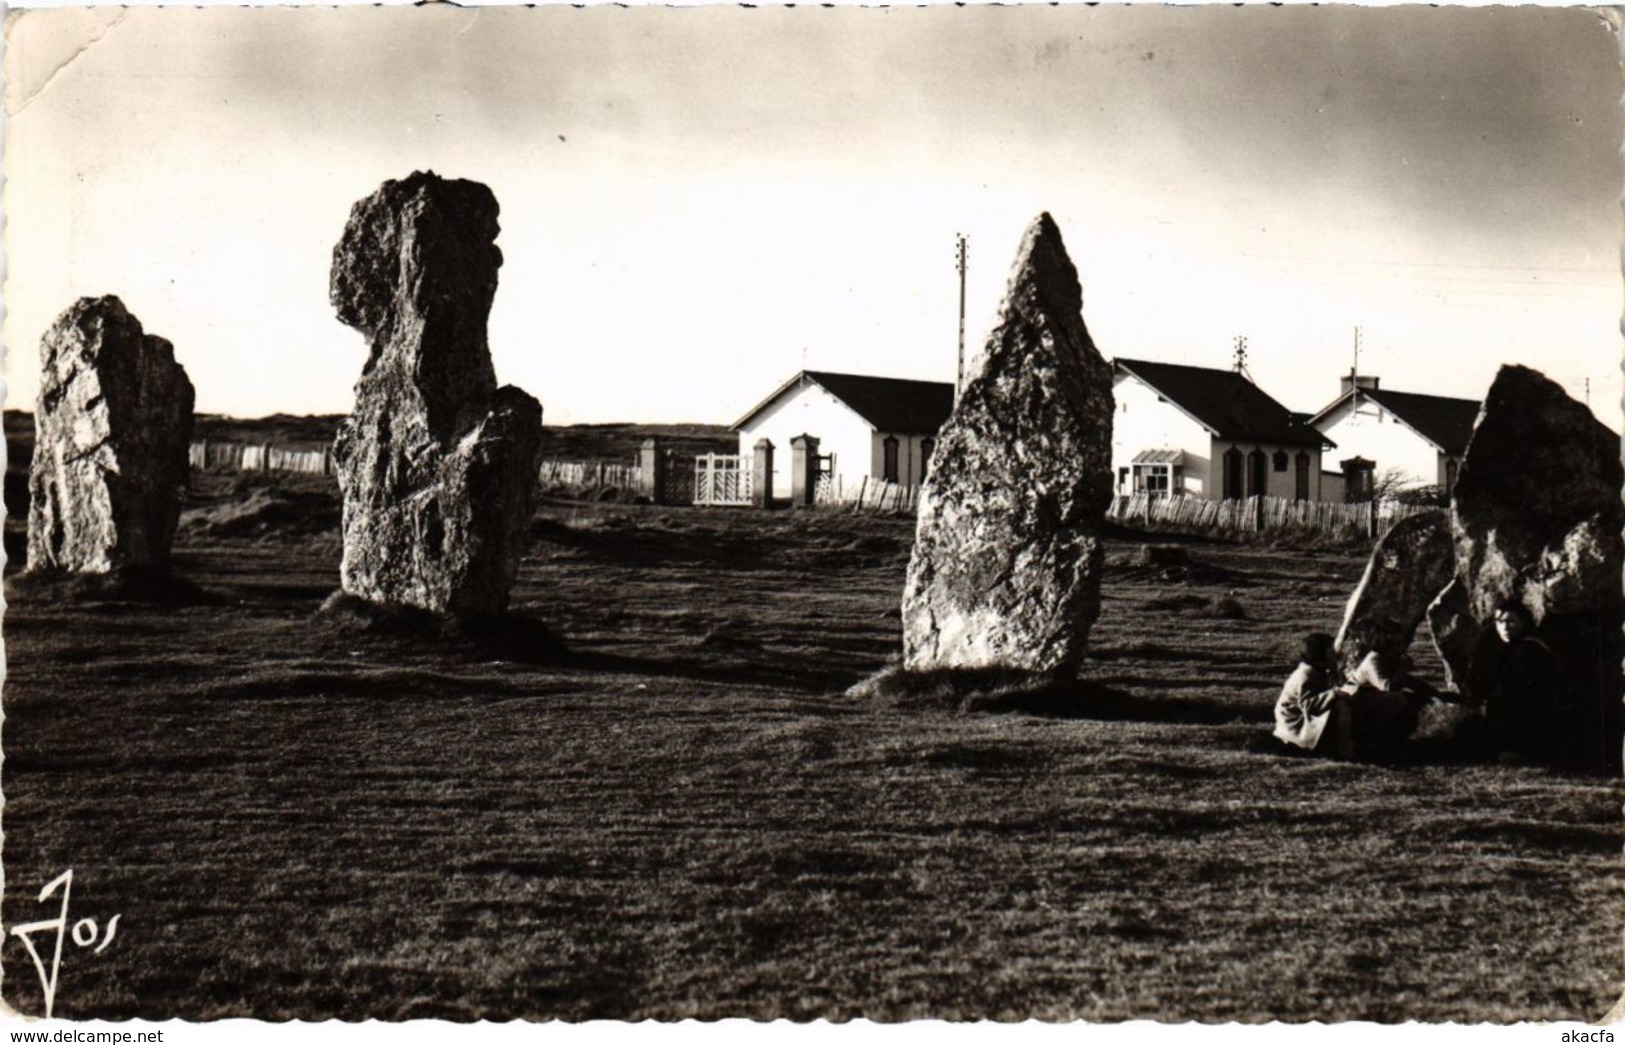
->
[1222, 447, 1244, 500]
[1294, 452, 1311, 501]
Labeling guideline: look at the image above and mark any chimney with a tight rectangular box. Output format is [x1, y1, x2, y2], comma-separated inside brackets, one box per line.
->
[1340, 372, 1380, 396]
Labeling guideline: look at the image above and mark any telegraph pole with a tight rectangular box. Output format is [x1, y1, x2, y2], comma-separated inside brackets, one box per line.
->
[955, 233, 968, 402]
[1351, 325, 1363, 409]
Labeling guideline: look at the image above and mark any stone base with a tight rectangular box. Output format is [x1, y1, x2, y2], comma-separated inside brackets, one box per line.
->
[313, 590, 567, 664]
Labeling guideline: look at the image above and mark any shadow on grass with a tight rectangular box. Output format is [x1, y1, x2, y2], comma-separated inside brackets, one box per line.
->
[312, 591, 570, 664]
[1140, 592, 1250, 620]
[844, 664, 1256, 725]
[4, 567, 225, 607]
[531, 516, 781, 571]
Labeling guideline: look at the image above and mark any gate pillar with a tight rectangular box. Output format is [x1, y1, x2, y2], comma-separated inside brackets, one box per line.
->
[790, 434, 820, 508]
[752, 440, 774, 509]
[639, 438, 665, 503]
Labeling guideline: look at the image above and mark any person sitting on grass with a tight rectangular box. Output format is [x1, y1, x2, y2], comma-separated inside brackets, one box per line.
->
[1342, 648, 1434, 760]
[1274, 633, 1424, 761]
[1273, 633, 1345, 756]
[1474, 599, 1563, 767]
[1349, 648, 1438, 702]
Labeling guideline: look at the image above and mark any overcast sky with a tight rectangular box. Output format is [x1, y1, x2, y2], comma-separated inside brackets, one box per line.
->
[5, 5, 1621, 427]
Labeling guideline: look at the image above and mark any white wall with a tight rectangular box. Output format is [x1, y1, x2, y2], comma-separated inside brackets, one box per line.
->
[1110, 373, 1214, 497]
[868, 432, 933, 489]
[1314, 399, 1444, 490]
[735, 381, 876, 499]
[1208, 438, 1323, 501]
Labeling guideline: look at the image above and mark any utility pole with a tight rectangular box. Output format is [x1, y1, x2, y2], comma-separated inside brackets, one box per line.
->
[1351, 325, 1363, 410]
[955, 233, 968, 402]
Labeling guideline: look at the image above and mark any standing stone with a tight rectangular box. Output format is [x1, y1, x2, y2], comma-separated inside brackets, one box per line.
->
[900, 213, 1114, 680]
[1333, 510, 1455, 679]
[25, 296, 194, 576]
[330, 171, 543, 617]
[1429, 364, 1624, 694]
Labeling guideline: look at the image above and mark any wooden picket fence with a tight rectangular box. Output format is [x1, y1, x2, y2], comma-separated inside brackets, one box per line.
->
[849, 477, 922, 514]
[537, 458, 643, 491]
[189, 440, 332, 476]
[1108, 493, 1427, 541]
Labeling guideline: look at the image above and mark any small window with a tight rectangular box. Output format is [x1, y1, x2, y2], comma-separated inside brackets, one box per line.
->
[882, 436, 900, 483]
[1134, 463, 1172, 495]
[1273, 450, 1289, 472]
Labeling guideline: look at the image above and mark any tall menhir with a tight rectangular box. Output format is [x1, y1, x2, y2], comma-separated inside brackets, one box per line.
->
[330, 171, 543, 617]
[25, 296, 194, 577]
[900, 213, 1114, 683]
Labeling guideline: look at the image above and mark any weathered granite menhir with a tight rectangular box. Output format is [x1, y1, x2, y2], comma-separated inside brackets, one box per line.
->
[1427, 365, 1623, 689]
[1332, 509, 1456, 679]
[900, 212, 1114, 683]
[1332, 364, 1622, 768]
[330, 171, 543, 617]
[25, 296, 194, 576]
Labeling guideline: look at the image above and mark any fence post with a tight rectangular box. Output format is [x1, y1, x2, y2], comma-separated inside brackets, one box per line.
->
[752, 439, 775, 509]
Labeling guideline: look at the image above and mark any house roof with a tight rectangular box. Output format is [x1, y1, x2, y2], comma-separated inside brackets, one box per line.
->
[1310, 387, 1481, 456]
[732, 370, 955, 434]
[1113, 358, 1331, 448]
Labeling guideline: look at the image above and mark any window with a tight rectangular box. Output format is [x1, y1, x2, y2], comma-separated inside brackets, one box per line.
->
[1445, 458, 1459, 494]
[1247, 449, 1267, 497]
[920, 438, 935, 478]
[1223, 447, 1244, 500]
[1131, 464, 1170, 494]
[1295, 452, 1311, 501]
[882, 436, 900, 482]
[1118, 466, 1131, 494]
[1273, 450, 1289, 472]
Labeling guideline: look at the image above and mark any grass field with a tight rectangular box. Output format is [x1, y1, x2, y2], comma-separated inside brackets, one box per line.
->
[3, 470, 1621, 1022]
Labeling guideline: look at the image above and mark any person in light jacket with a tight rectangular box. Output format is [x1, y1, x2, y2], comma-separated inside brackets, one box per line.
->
[1274, 633, 1348, 757]
[1276, 633, 1424, 760]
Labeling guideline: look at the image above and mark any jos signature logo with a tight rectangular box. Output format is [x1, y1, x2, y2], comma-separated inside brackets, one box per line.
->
[9, 870, 122, 1019]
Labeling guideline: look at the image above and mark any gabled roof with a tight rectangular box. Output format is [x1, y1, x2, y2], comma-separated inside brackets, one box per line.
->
[733, 370, 955, 434]
[1113, 358, 1331, 448]
[1310, 387, 1481, 456]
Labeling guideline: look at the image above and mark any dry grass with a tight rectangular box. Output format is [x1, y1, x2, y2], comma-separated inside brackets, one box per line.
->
[2, 481, 1621, 1022]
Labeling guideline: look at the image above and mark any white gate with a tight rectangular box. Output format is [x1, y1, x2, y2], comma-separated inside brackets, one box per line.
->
[694, 453, 753, 506]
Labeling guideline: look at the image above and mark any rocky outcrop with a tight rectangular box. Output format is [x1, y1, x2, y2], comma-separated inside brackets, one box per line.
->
[900, 213, 1114, 681]
[1429, 365, 1623, 693]
[25, 296, 194, 575]
[330, 171, 543, 617]
[1333, 510, 1455, 679]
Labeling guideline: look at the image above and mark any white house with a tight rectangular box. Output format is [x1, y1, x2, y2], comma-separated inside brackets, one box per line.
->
[1308, 374, 1481, 495]
[732, 370, 955, 500]
[1112, 358, 1333, 501]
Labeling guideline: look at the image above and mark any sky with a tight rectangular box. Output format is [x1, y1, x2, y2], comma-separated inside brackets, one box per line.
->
[5, 5, 1622, 428]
